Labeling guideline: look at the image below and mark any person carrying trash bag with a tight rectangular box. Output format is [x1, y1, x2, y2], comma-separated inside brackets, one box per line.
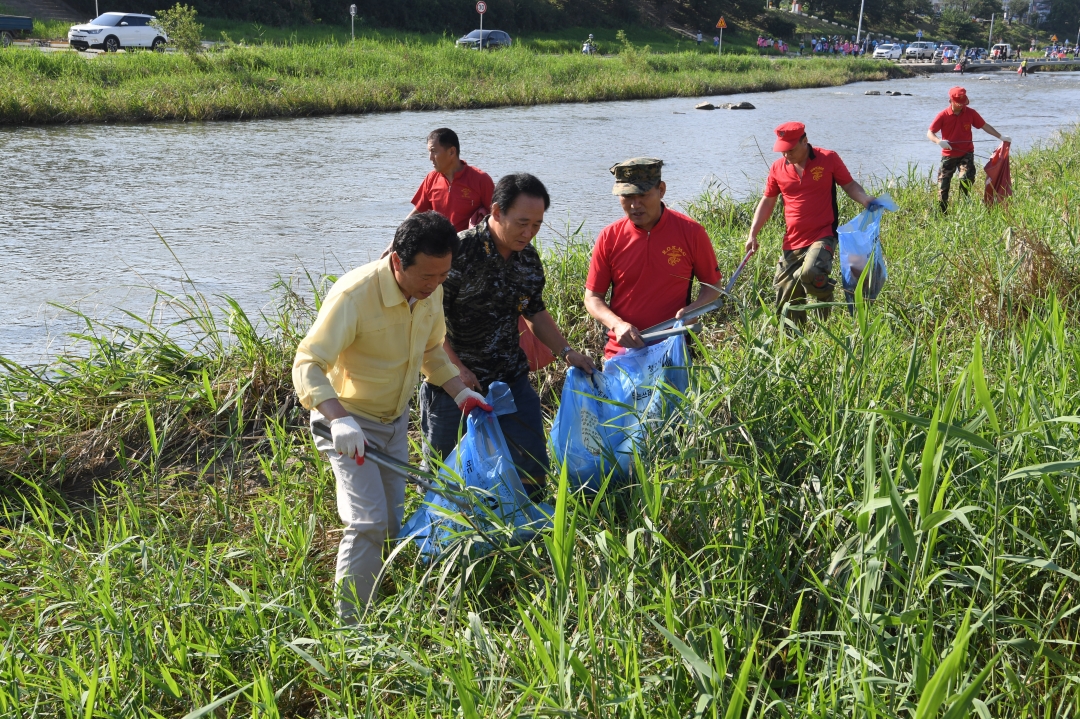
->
[403, 381, 552, 556]
[744, 122, 878, 327]
[584, 158, 723, 358]
[837, 193, 899, 305]
[292, 212, 489, 624]
[420, 173, 596, 504]
[927, 87, 1010, 213]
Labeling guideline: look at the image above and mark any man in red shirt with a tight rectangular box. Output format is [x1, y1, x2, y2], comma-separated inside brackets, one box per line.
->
[744, 122, 876, 325]
[409, 128, 495, 232]
[927, 87, 1010, 213]
[585, 158, 722, 358]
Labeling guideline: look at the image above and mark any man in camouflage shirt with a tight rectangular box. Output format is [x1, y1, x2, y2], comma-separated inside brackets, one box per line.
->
[420, 173, 595, 501]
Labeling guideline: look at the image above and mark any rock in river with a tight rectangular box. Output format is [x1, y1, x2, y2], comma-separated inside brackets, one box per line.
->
[695, 102, 715, 110]
[865, 90, 881, 95]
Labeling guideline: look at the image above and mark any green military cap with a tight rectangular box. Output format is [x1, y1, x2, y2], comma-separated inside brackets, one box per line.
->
[610, 157, 663, 196]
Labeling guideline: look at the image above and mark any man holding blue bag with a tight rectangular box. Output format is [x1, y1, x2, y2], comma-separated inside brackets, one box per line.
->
[584, 157, 723, 358]
[421, 173, 595, 503]
[744, 122, 878, 325]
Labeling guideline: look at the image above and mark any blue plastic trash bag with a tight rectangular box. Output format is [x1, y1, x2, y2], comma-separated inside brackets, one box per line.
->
[548, 367, 635, 493]
[400, 381, 552, 556]
[838, 193, 897, 300]
[606, 329, 690, 426]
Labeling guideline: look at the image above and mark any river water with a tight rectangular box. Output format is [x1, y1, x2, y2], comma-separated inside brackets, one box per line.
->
[2, 71, 1079, 364]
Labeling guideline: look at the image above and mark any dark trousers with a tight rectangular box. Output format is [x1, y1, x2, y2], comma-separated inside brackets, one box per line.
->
[419, 374, 549, 500]
[774, 238, 836, 325]
[938, 152, 976, 212]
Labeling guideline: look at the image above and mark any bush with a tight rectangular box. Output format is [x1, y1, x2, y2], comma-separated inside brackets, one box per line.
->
[152, 3, 204, 55]
[763, 14, 797, 38]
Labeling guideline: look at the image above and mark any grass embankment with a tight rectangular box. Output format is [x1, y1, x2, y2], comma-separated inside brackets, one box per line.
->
[0, 44, 906, 124]
[3, 130, 1080, 715]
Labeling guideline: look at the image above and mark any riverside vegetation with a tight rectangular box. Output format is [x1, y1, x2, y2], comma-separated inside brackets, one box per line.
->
[2, 129, 1080, 716]
[0, 43, 907, 124]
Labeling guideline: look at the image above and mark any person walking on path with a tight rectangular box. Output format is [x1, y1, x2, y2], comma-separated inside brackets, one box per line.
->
[409, 127, 495, 232]
[585, 158, 723, 358]
[744, 122, 877, 326]
[421, 173, 596, 502]
[292, 212, 487, 623]
[927, 87, 1010, 213]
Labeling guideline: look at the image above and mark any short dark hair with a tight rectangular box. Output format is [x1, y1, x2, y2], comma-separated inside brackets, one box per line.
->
[392, 212, 460, 269]
[491, 173, 551, 213]
[427, 128, 460, 155]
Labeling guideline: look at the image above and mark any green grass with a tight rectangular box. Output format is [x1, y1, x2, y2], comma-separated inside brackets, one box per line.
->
[2, 127, 1080, 716]
[0, 44, 906, 124]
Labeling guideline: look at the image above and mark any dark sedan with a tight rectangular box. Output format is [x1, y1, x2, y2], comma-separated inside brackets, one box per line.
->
[456, 29, 512, 49]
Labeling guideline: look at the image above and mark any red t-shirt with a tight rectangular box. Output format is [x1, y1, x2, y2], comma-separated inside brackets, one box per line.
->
[586, 207, 721, 358]
[410, 162, 495, 232]
[929, 106, 985, 158]
[764, 146, 854, 251]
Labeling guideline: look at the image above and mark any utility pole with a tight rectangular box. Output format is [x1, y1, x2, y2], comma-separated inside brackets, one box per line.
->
[856, 0, 865, 43]
[987, 13, 995, 52]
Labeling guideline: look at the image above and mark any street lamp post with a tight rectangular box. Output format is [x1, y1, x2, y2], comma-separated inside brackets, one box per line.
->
[855, 0, 865, 43]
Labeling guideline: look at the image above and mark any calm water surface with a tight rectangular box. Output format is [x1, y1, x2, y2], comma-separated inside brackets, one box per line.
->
[2, 71, 1079, 364]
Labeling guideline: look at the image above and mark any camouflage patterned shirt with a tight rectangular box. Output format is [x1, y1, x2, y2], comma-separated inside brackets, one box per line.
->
[442, 219, 547, 388]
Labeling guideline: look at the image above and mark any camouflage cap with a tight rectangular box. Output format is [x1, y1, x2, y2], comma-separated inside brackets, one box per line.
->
[610, 157, 663, 196]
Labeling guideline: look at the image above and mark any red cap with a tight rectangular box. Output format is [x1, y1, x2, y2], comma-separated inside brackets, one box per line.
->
[948, 86, 969, 105]
[773, 121, 806, 152]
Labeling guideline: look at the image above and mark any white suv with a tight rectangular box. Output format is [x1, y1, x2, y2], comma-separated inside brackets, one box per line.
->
[905, 41, 936, 60]
[68, 13, 167, 52]
[873, 44, 902, 59]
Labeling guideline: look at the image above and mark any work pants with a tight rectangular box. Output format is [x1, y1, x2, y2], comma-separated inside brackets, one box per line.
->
[774, 238, 835, 325]
[311, 407, 408, 624]
[938, 152, 976, 212]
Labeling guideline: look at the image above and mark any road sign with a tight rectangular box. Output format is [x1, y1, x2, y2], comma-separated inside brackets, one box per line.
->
[476, 1, 487, 13]
[1051, 34, 1058, 42]
[349, 3, 355, 15]
[716, 17, 726, 29]
[916, 29, 923, 39]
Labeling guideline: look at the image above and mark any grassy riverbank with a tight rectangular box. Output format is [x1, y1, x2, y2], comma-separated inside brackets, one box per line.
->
[0, 44, 906, 124]
[3, 131, 1080, 716]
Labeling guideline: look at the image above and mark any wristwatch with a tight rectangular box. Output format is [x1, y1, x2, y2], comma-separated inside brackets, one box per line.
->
[560, 346, 573, 360]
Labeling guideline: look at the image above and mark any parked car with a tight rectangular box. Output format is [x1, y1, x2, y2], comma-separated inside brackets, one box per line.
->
[933, 43, 960, 61]
[872, 43, 902, 60]
[455, 29, 512, 50]
[966, 47, 987, 60]
[68, 12, 167, 52]
[905, 41, 936, 60]
[0, 14, 33, 47]
[990, 43, 1012, 60]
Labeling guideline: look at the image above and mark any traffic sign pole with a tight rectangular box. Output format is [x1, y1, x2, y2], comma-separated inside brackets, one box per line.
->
[716, 17, 726, 56]
[476, 1, 487, 50]
[349, 4, 356, 42]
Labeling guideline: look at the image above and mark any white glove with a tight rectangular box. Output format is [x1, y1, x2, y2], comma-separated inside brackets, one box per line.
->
[454, 387, 485, 406]
[454, 387, 492, 414]
[330, 416, 365, 460]
[938, 140, 952, 151]
[1000, 135, 1012, 143]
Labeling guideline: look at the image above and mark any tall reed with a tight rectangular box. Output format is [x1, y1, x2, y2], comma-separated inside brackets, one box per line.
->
[1, 130, 1078, 717]
[0, 44, 906, 125]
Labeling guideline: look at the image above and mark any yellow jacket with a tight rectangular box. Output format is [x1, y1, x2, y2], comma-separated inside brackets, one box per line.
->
[292, 257, 460, 423]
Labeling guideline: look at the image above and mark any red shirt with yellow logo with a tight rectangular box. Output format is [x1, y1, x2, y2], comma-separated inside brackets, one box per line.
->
[586, 206, 721, 358]
[929, 106, 985, 158]
[410, 162, 495, 232]
[764, 146, 854, 251]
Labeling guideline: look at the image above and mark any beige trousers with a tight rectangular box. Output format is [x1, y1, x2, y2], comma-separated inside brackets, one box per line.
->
[311, 408, 408, 624]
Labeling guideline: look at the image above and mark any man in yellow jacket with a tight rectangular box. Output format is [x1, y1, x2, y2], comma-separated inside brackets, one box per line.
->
[293, 212, 485, 622]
